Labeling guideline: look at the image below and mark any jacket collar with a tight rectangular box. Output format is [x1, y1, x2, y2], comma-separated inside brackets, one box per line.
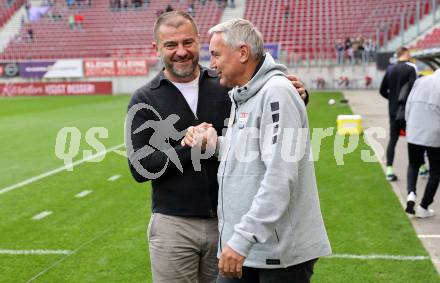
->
[232, 53, 287, 104]
[150, 65, 218, 89]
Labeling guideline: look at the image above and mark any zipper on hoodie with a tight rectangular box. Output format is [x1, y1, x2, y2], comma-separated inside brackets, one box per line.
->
[274, 229, 280, 243]
[219, 96, 238, 252]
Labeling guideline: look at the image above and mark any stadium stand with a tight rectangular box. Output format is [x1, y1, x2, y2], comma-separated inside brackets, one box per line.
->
[244, 0, 439, 61]
[0, 0, 439, 61]
[414, 27, 440, 49]
[0, 0, 224, 60]
[0, 0, 25, 28]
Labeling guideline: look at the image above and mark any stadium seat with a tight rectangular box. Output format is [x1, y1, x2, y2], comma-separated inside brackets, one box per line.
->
[1, 0, 439, 61]
[0, 0, 224, 60]
[244, 0, 436, 60]
[0, 0, 25, 29]
[414, 27, 440, 49]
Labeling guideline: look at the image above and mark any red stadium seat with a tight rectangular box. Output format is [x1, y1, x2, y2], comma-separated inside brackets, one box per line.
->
[244, 0, 432, 60]
[414, 27, 440, 49]
[0, 0, 25, 29]
[0, 0, 224, 60]
[1, 0, 437, 61]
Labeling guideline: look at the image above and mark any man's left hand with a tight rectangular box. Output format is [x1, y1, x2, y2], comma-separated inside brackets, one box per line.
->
[218, 245, 246, 279]
[286, 74, 309, 105]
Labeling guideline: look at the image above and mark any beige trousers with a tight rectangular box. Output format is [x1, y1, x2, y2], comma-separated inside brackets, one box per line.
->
[148, 213, 219, 283]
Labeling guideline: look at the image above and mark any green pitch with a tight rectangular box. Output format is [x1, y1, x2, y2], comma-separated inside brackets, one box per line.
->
[0, 94, 438, 282]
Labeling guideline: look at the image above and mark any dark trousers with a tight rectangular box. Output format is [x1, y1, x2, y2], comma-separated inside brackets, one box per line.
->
[217, 259, 317, 283]
[386, 119, 405, 166]
[407, 143, 440, 209]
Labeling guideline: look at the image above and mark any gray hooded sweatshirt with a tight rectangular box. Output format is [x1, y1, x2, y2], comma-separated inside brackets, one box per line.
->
[217, 53, 331, 269]
[405, 69, 440, 147]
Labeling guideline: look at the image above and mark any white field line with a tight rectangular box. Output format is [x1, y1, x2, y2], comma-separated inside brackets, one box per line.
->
[0, 249, 72, 255]
[2, 250, 429, 261]
[0, 144, 124, 195]
[107, 174, 121, 182]
[418, 235, 440, 239]
[328, 253, 429, 261]
[113, 148, 127, 157]
[32, 211, 52, 220]
[27, 226, 113, 282]
[75, 190, 92, 198]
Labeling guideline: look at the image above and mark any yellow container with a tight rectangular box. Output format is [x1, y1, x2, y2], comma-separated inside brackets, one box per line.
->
[337, 115, 363, 135]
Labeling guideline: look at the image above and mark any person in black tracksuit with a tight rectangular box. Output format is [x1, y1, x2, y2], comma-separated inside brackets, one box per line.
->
[379, 47, 417, 181]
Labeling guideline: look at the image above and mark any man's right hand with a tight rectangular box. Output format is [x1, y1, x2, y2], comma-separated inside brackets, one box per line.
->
[181, 122, 216, 152]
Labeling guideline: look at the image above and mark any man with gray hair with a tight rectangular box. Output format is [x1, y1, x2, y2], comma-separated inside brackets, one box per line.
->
[190, 18, 331, 282]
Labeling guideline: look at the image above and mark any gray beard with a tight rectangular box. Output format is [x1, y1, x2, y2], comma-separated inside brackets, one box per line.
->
[161, 57, 198, 78]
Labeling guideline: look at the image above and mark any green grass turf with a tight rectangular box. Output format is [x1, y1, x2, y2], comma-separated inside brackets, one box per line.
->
[0, 96, 128, 188]
[308, 92, 439, 282]
[0, 94, 438, 282]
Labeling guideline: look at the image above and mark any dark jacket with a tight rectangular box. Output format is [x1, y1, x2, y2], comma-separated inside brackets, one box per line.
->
[126, 66, 231, 217]
[379, 60, 417, 119]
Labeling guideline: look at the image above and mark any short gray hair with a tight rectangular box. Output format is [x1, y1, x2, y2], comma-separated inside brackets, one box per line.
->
[208, 19, 264, 60]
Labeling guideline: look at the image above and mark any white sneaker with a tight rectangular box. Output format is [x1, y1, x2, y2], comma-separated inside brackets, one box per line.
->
[415, 205, 435, 218]
[405, 192, 416, 214]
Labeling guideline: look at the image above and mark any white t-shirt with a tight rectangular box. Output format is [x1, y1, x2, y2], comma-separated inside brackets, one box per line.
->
[171, 74, 199, 116]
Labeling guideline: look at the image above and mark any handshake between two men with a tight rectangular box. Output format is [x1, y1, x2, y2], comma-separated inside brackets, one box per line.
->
[180, 72, 310, 153]
[180, 122, 217, 153]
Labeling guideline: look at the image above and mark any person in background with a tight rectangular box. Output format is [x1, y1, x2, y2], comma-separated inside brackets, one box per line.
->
[27, 26, 34, 43]
[68, 14, 75, 29]
[25, 1, 31, 21]
[335, 39, 344, 65]
[363, 38, 373, 64]
[344, 37, 354, 65]
[74, 12, 84, 31]
[404, 69, 440, 218]
[379, 46, 417, 182]
[188, 3, 195, 17]
[66, 0, 74, 8]
[282, 2, 289, 18]
[165, 4, 174, 12]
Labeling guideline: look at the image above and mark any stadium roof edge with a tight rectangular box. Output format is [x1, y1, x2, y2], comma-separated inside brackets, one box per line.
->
[411, 47, 440, 58]
[411, 47, 440, 70]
